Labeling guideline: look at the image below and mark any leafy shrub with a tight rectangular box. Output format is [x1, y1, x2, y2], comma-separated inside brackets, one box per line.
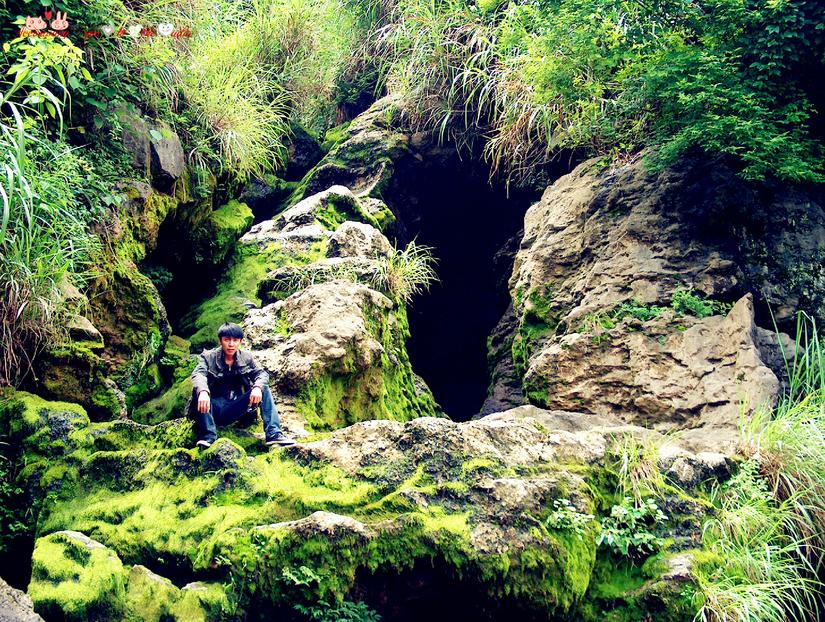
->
[598, 497, 667, 559]
[0, 38, 102, 386]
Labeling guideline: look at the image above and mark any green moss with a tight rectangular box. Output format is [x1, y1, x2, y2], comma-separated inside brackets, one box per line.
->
[215, 502, 595, 615]
[184, 241, 327, 351]
[295, 304, 439, 431]
[116, 191, 179, 265]
[0, 391, 91, 457]
[315, 190, 383, 231]
[512, 284, 569, 396]
[574, 552, 696, 622]
[133, 377, 193, 424]
[205, 200, 254, 266]
[160, 335, 196, 384]
[29, 531, 126, 621]
[321, 122, 351, 153]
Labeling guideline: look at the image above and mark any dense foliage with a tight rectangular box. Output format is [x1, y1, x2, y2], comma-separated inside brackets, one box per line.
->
[375, 0, 825, 183]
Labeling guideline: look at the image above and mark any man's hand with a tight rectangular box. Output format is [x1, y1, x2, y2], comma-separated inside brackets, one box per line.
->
[197, 391, 211, 414]
[249, 386, 262, 407]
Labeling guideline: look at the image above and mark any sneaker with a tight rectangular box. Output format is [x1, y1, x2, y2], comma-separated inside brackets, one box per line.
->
[264, 431, 296, 447]
[196, 439, 213, 449]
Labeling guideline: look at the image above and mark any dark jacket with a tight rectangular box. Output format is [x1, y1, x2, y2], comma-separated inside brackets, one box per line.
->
[189, 347, 269, 413]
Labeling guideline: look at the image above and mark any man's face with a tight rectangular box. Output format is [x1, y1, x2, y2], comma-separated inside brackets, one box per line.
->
[220, 336, 242, 358]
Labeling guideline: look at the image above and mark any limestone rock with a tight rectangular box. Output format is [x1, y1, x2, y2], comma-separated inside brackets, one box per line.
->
[0, 577, 43, 622]
[149, 122, 185, 191]
[66, 314, 104, 348]
[489, 153, 822, 448]
[6, 392, 719, 621]
[115, 106, 151, 174]
[327, 221, 392, 259]
[303, 96, 411, 197]
[523, 295, 779, 451]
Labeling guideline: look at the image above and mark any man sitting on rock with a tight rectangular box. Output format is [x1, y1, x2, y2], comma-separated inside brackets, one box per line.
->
[191, 322, 295, 449]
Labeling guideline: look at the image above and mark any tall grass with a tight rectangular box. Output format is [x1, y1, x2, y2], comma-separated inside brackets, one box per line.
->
[369, 0, 824, 184]
[0, 38, 101, 386]
[694, 313, 825, 621]
[120, 0, 364, 181]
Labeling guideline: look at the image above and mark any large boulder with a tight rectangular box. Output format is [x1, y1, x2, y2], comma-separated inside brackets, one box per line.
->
[180, 182, 436, 432]
[485, 154, 820, 448]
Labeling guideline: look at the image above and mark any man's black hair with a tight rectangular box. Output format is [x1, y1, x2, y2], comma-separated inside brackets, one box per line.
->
[218, 323, 244, 340]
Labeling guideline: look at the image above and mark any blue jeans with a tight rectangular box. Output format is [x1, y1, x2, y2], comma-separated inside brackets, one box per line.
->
[196, 386, 282, 442]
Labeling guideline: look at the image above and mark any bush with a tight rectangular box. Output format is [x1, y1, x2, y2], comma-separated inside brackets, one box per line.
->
[372, 0, 825, 184]
[0, 36, 102, 386]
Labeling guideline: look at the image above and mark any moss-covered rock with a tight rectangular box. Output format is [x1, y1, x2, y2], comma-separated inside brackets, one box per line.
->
[28, 531, 227, 622]
[29, 530, 127, 621]
[3, 392, 717, 621]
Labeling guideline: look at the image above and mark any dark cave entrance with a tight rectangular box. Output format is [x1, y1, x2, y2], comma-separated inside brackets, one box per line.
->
[383, 153, 538, 422]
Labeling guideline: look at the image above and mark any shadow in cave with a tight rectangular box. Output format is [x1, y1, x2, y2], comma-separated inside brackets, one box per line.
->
[347, 557, 567, 622]
[383, 154, 539, 421]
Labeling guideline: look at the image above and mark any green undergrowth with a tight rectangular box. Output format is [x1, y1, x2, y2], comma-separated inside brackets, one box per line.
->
[183, 240, 326, 351]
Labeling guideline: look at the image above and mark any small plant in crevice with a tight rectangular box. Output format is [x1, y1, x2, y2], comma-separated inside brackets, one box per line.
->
[282, 565, 382, 622]
[575, 288, 733, 342]
[0, 451, 29, 554]
[607, 433, 668, 503]
[670, 289, 732, 319]
[543, 498, 595, 541]
[598, 497, 667, 559]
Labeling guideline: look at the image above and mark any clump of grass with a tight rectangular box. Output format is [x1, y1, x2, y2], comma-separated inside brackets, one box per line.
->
[695, 313, 825, 621]
[694, 460, 821, 622]
[608, 433, 665, 503]
[371, 240, 438, 304]
[264, 241, 438, 305]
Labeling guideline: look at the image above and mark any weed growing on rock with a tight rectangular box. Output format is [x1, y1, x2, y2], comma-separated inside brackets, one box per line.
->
[544, 498, 595, 542]
[372, 241, 438, 304]
[598, 497, 667, 559]
[576, 288, 732, 341]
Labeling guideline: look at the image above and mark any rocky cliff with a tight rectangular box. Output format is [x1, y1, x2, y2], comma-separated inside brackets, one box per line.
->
[3, 98, 824, 622]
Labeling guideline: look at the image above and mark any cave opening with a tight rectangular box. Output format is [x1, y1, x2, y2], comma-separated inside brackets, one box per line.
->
[383, 153, 539, 422]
